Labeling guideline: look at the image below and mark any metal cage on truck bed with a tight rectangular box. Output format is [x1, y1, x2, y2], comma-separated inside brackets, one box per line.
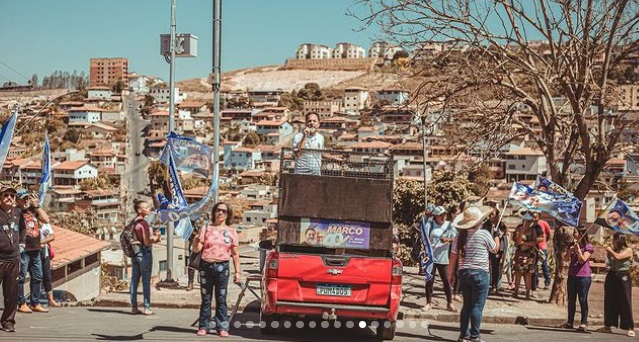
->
[276, 148, 395, 251]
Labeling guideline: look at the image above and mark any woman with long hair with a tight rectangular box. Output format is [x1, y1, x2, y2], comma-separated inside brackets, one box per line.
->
[597, 233, 635, 337]
[560, 226, 593, 332]
[193, 202, 242, 337]
[449, 206, 499, 342]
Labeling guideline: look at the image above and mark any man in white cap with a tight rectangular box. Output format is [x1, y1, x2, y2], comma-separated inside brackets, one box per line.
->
[448, 206, 500, 342]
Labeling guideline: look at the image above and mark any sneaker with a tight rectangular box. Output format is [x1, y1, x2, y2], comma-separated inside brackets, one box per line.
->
[577, 324, 587, 332]
[2, 323, 15, 332]
[219, 330, 229, 337]
[470, 337, 487, 342]
[30, 305, 49, 313]
[141, 309, 154, 316]
[196, 328, 207, 336]
[627, 330, 635, 337]
[17, 303, 32, 314]
[457, 337, 471, 342]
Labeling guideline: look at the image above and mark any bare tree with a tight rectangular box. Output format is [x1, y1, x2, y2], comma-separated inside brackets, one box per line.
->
[352, 0, 639, 304]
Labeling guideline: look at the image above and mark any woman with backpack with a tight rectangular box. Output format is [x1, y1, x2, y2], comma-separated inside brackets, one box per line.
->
[193, 202, 242, 337]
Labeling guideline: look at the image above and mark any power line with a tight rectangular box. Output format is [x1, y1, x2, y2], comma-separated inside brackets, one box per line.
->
[0, 59, 30, 82]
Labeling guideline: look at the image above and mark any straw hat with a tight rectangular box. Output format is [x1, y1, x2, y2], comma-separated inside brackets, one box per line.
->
[453, 206, 492, 229]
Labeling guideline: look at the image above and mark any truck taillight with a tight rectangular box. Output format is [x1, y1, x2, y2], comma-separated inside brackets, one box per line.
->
[391, 258, 402, 285]
[266, 255, 278, 279]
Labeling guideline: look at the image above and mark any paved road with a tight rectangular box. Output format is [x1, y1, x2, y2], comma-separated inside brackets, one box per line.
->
[124, 94, 151, 217]
[8, 307, 634, 341]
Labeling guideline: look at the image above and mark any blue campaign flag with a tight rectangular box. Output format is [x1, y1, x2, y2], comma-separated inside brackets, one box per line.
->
[37, 134, 51, 207]
[535, 175, 574, 198]
[418, 216, 435, 282]
[160, 153, 194, 240]
[596, 198, 639, 236]
[0, 112, 18, 173]
[509, 182, 582, 227]
[160, 132, 211, 178]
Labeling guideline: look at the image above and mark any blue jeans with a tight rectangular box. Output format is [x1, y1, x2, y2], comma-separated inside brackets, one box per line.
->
[18, 250, 43, 306]
[567, 275, 591, 325]
[198, 261, 230, 332]
[130, 246, 153, 310]
[533, 249, 551, 289]
[459, 269, 490, 339]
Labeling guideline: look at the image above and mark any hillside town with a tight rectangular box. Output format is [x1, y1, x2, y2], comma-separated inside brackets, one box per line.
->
[1, 1, 639, 341]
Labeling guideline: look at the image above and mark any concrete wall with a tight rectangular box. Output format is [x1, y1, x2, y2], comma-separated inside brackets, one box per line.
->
[55, 266, 102, 301]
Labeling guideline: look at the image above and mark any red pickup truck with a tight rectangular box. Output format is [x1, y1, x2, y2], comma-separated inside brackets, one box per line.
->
[260, 149, 401, 340]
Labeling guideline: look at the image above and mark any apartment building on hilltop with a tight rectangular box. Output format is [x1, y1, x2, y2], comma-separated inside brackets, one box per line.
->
[89, 58, 128, 88]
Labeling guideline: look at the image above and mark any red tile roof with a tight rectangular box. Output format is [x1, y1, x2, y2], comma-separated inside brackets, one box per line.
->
[53, 161, 89, 171]
[256, 120, 287, 126]
[49, 226, 111, 270]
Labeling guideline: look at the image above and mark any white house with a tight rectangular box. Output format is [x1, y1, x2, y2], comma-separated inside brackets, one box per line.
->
[128, 74, 149, 94]
[296, 43, 332, 59]
[239, 185, 275, 200]
[242, 200, 278, 226]
[52, 161, 99, 186]
[255, 120, 293, 136]
[504, 147, 547, 182]
[376, 89, 410, 105]
[68, 107, 103, 124]
[343, 87, 370, 111]
[225, 148, 263, 171]
[149, 86, 186, 104]
[101, 110, 124, 122]
[332, 42, 366, 59]
[368, 41, 404, 60]
[87, 87, 113, 100]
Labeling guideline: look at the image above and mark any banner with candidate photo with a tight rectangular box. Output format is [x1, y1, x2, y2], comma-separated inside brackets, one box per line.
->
[508, 182, 582, 227]
[160, 132, 211, 178]
[299, 218, 370, 249]
[595, 198, 639, 236]
[535, 175, 574, 198]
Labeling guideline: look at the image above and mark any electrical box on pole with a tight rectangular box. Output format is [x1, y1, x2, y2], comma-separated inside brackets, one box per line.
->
[160, 34, 199, 57]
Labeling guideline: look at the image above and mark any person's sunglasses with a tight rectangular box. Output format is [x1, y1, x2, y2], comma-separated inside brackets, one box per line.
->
[2, 193, 16, 199]
[215, 208, 228, 214]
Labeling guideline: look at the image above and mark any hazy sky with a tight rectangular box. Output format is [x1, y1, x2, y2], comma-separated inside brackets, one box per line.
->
[0, 0, 381, 84]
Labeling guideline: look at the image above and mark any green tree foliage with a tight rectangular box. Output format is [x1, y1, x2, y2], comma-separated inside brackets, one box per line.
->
[467, 163, 493, 197]
[29, 74, 39, 87]
[244, 132, 261, 147]
[297, 83, 324, 101]
[79, 174, 114, 191]
[393, 171, 473, 226]
[41, 70, 87, 89]
[278, 92, 304, 110]
[63, 128, 81, 144]
[144, 95, 155, 107]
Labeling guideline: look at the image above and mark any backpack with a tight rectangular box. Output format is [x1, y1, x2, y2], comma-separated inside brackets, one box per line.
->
[120, 218, 142, 258]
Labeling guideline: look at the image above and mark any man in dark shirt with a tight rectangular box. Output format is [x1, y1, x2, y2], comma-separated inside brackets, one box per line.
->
[16, 189, 50, 313]
[0, 185, 25, 332]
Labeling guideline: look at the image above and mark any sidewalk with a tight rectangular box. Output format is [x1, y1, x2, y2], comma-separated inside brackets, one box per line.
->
[86, 255, 639, 328]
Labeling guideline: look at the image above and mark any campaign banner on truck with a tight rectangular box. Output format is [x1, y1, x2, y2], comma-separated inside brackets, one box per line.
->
[300, 218, 370, 249]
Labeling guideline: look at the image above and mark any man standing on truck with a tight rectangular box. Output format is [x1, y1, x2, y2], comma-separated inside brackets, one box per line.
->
[292, 112, 324, 175]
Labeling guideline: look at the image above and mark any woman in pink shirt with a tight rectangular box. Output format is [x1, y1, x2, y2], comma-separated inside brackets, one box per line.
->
[193, 202, 242, 337]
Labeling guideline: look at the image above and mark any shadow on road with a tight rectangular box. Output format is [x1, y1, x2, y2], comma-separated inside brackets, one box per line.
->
[86, 308, 135, 315]
[525, 326, 591, 334]
[150, 325, 196, 335]
[91, 333, 146, 341]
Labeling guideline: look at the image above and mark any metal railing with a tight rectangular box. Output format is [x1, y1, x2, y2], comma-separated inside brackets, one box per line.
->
[279, 148, 394, 180]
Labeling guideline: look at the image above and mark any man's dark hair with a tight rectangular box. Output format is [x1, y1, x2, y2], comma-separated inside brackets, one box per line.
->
[133, 199, 146, 213]
[305, 112, 320, 123]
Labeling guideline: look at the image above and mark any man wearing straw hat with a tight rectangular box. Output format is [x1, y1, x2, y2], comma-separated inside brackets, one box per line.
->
[449, 206, 499, 342]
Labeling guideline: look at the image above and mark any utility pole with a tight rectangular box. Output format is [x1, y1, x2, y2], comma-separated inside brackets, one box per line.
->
[164, 0, 177, 284]
[212, 0, 222, 203]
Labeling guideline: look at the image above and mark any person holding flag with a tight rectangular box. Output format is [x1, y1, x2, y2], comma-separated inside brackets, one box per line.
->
[424, 206, 457, 312]
[449, 206, 499, 342]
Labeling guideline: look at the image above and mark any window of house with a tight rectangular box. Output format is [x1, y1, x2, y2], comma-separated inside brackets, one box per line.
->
[159, 261, 167, 272]
[508, 165, 516, 170]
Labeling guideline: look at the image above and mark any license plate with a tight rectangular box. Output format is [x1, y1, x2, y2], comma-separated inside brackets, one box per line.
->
[316, 284, 351, 297]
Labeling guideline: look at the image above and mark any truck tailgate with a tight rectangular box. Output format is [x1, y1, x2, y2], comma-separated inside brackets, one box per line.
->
[277, 253, 392, 306]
